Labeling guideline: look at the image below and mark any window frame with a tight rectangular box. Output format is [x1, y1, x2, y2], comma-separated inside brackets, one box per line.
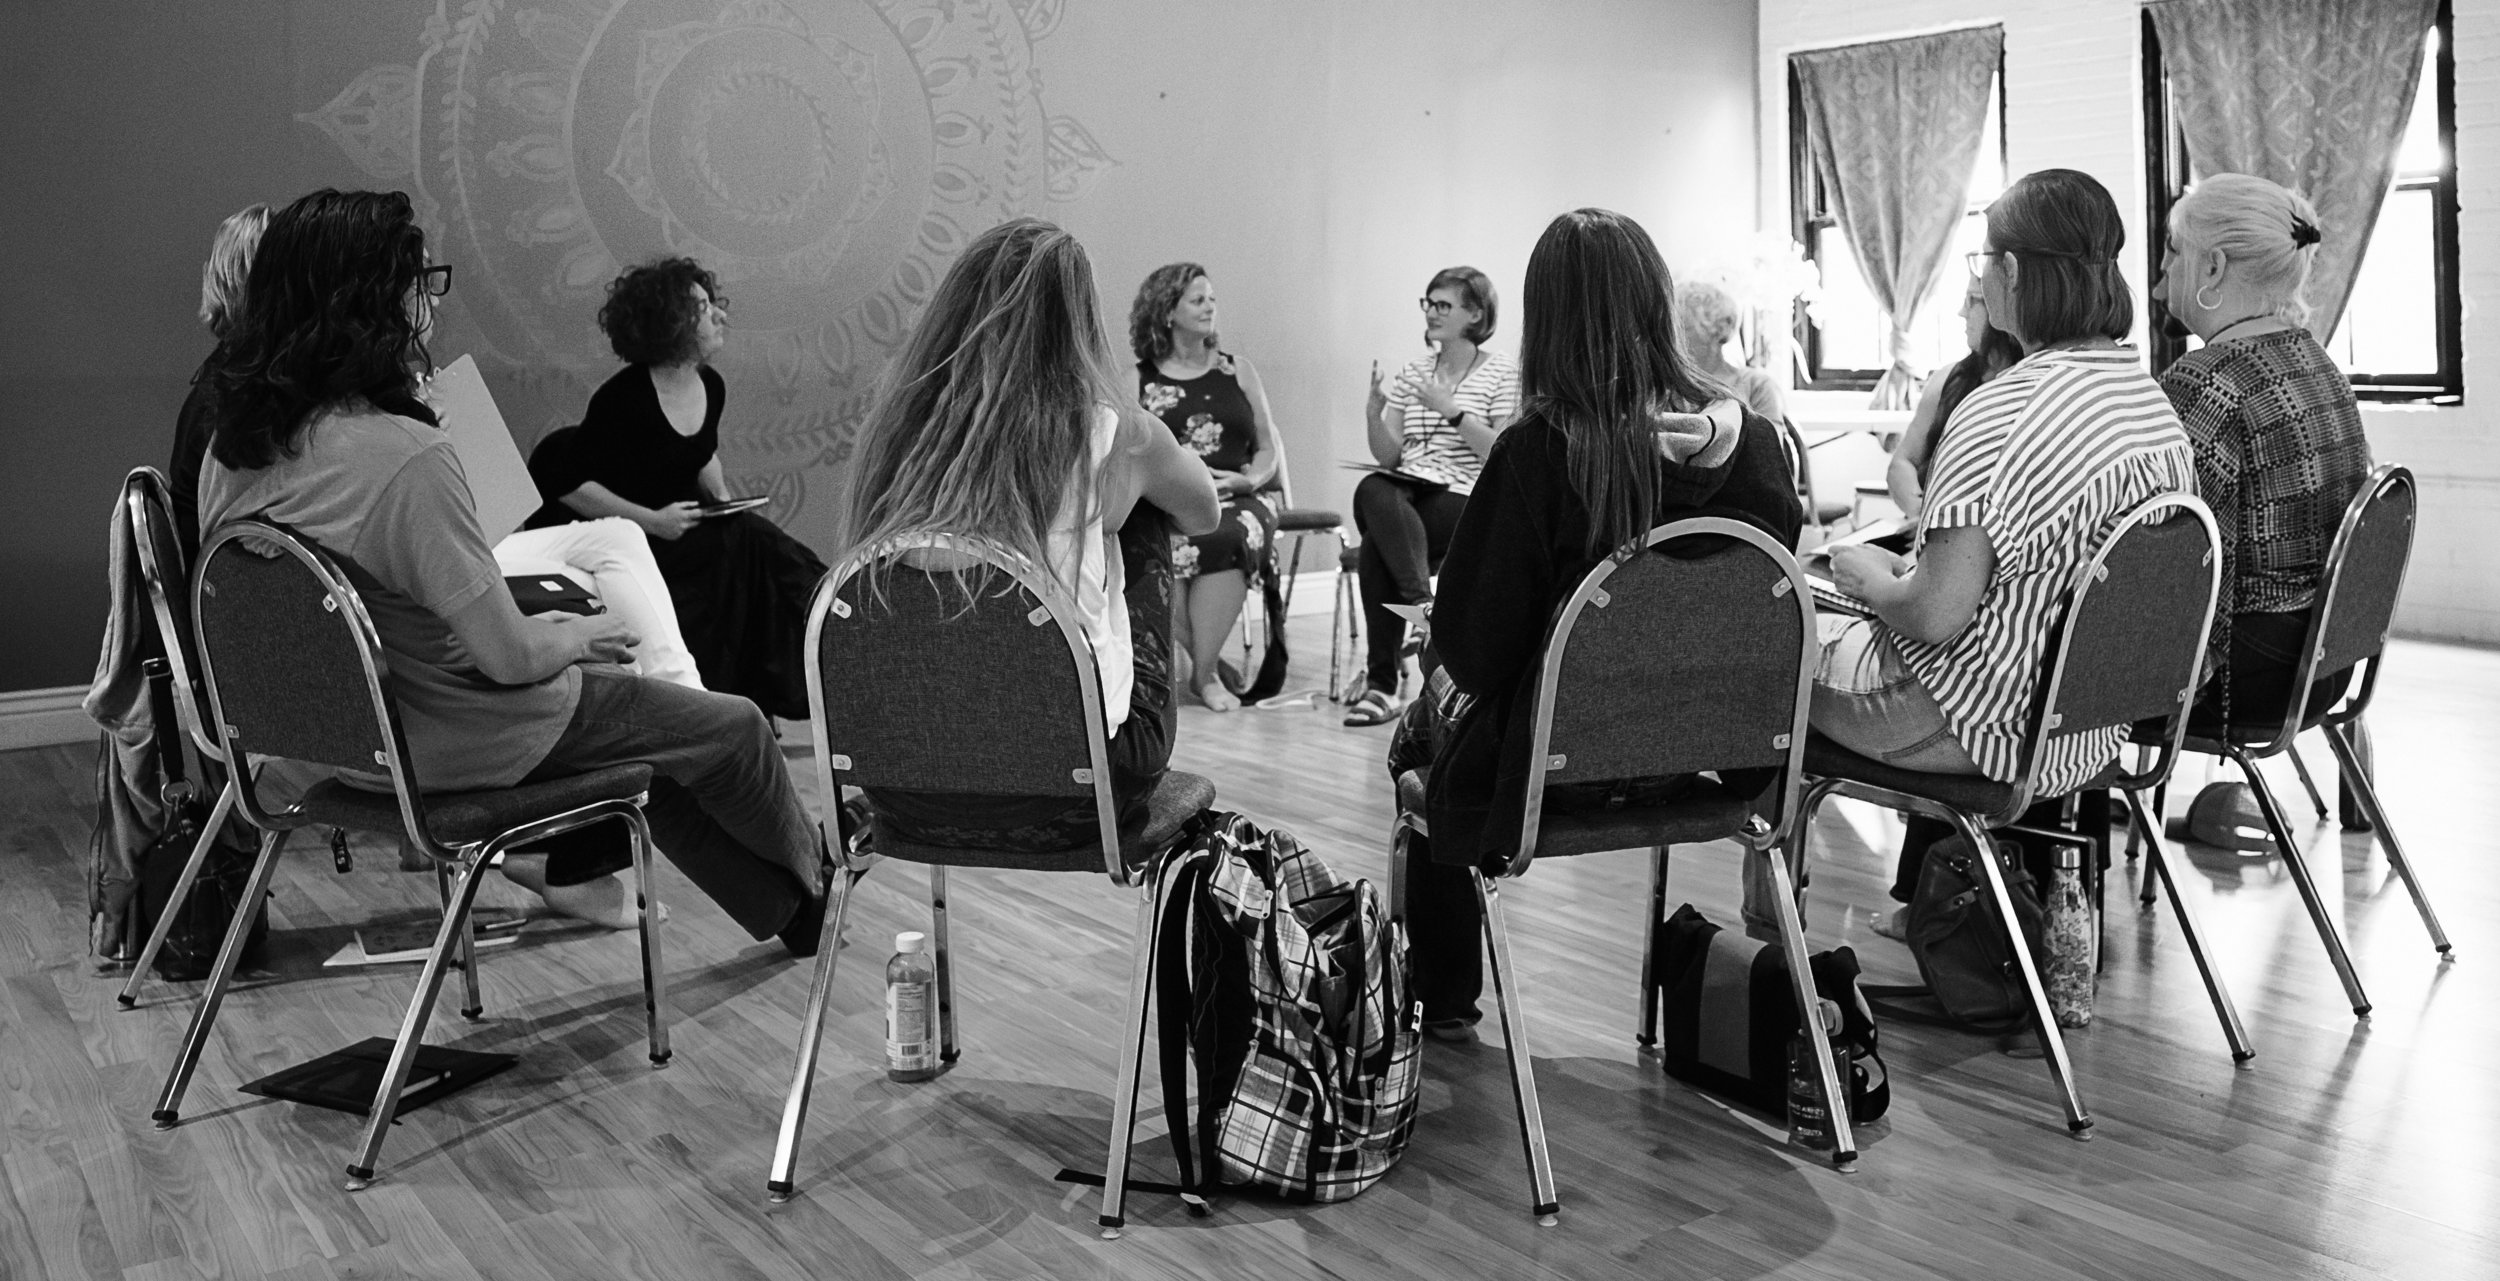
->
[2142, 1, 2461, 403]
[1789, 54, 2007, 392]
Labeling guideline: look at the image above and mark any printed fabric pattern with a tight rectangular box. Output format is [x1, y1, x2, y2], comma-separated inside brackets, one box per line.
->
[1191, 812, 1421, 1201]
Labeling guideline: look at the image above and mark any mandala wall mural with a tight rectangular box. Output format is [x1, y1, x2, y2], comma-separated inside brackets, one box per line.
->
[298, 0, 1114, 546]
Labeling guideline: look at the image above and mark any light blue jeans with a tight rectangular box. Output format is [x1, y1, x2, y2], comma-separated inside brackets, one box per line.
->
[1807, 616, 1982, 775]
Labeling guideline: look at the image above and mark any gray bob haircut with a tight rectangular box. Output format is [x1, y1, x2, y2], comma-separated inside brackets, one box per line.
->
[199, 204, 273, 339]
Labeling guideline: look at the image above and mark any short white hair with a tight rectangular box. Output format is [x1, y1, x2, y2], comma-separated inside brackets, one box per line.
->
[198, 204, 272, 339]
[2169, 173, 2322, 325]
[1675, 278, 1743, 346]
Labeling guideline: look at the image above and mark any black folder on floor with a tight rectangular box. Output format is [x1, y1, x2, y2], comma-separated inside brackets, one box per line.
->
[238, 1037, 516, 1118]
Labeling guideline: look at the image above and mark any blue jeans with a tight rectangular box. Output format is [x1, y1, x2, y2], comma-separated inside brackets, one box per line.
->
[1807, 617, 1981, 774]
[522, 667, 821, 939]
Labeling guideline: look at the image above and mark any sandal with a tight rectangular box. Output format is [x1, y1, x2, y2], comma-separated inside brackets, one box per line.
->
[1341, 687, 1402, 727]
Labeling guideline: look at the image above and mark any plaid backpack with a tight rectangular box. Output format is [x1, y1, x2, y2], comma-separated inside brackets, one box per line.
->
[1155, 811, 1421, 1203]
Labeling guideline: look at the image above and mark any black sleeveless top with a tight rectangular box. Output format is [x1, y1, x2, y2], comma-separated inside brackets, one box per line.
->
[1138, 353, 1257, 472]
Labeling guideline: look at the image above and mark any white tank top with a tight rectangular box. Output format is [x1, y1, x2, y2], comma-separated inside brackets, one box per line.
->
[1045, 406, 1132, 732]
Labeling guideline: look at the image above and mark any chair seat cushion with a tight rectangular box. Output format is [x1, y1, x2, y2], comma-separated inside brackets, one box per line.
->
[1394, 768, 1752, 859]
[1803, 733, 2121, 813]
[298, 763, 653, 848]
[874, 771, 1216, 873]
[1276, 507, 1344, 533]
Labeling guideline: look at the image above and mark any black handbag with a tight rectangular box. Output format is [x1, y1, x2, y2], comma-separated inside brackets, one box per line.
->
[133, 658, 268, 982]
[1651, 904, 1889, 1122]
[1867, 835, 2045, 1032]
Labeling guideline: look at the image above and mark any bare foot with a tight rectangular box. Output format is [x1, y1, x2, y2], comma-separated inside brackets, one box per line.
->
[1195, 675, 1239, 713]
[500, 854, 658, 930]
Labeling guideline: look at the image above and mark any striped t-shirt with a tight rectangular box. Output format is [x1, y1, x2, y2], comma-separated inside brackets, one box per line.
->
[1382, 350, 1520, 494]
[1891, 347, 2197, 796]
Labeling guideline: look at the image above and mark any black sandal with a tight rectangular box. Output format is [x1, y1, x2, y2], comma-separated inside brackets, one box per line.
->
[1341, 687, 1402, 727]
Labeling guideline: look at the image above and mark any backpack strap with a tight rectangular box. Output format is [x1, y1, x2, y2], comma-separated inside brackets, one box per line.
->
[1859, 983, 2027, 1034]
[1155, 851, 1218, 1197]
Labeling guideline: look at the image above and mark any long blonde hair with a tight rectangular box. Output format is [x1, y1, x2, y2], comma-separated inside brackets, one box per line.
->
[842, 218, 1131, 589]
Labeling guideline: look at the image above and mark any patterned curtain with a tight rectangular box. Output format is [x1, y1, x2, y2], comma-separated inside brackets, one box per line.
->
[1792, 26, 2003, 409]
[2148, 0, 2438, 341]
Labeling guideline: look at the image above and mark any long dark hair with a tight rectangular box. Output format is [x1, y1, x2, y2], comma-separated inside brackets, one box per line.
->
[1128, 261, 1211, 364]
[206, 189, 431, 470]
[1929, 320, 2024, 472]
[1519, 208, 1728, 558]
[842, 218, 1131, 587]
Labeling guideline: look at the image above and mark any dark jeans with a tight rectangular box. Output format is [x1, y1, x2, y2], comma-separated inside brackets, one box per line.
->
[1353, 473, 1467, 691]
[2188, 609, 2353, 738]
[521, 666, 821, 938]
[1385, 683, 1481, 1023]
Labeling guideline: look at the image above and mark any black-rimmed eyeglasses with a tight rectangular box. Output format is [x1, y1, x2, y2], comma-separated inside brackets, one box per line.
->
[1417, 297, 1455, 316]
[419, 264, 454, 298]
[1964, 250, 2000, 279]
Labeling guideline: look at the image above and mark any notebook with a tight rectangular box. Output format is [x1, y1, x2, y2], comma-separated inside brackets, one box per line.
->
[424, 355, 540, 543]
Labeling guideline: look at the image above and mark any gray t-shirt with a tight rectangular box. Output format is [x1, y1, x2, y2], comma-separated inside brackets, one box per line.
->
[199, 403, 580, 791]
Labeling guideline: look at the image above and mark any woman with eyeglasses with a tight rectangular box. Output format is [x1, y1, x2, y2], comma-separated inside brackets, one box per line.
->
[1346, 266, 1520, 727]
[1815, 170, 2195, 927]
[1885, 277, 2024, 524]
[531, 258, 830, 721]
[198, 189, 831, 953]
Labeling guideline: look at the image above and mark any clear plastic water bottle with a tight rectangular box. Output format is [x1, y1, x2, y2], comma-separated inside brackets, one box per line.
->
[1787, 998, 1845, 1149]
[2044, 845, 2096, 1028]
[885, 931, 938, 1082]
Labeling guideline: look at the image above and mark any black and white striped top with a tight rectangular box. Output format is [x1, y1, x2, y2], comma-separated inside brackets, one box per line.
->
[1383, 350, 1520, 494]
[1894, 347, 2197, 795]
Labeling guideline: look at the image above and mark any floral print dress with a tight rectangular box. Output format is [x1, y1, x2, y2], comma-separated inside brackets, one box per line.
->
[1138, 352, 1277, 581]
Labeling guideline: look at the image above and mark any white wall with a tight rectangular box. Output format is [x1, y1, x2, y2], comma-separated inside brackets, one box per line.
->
[1760, 0, 2500, 644]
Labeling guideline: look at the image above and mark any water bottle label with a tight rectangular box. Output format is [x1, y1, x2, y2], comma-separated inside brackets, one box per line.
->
[886, 980, 934, 1070]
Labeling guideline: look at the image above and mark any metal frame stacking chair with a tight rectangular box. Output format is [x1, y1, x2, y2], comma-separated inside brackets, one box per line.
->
[1233, 449, 1346, 699]
[1794, 494, 2238, 1140]
[766, 533, 1217, 1239]
[157, 520, 670, 1190]
[2145, 464, 2447, 1019]
[1389, 517, 1838, 1223]
[112, 467, 250, 1005]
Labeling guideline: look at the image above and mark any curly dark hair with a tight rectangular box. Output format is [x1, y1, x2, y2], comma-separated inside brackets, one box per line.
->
[1127, 262, 1210, 364]
[206, 189, 431, 471]
[598, 257, 722, 366]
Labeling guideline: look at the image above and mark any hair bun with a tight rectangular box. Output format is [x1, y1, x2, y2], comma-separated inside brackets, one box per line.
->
[2290, 217, 2323, 248]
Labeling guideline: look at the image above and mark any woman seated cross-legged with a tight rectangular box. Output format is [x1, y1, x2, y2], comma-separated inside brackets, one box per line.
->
[1387, 208, 1803, 1042]
[1130, 262, 1284, 711]
[841, 219, 1220, 848]
[1816, 169, 2197, 931]
[531, 258, 828, 720]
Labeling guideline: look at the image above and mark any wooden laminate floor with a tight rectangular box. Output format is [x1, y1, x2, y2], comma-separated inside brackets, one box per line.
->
[3, 621, 2493, 1279]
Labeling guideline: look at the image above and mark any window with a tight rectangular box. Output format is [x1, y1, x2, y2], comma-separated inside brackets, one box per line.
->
[2144, 2, 2460, 401]
[1790, 59, 2006, 390]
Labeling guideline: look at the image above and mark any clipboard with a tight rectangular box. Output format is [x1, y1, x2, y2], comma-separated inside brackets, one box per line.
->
[1339, 461, 1441, 486]
[423, 355, 539, 543]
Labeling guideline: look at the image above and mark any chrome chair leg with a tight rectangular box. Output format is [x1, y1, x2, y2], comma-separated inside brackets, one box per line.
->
[1476, 871, 1560, 1224]
[1949, 812, 2091, 1138]
[2231, 746, 2370, 1016]
[345, 850, 497, 1189]
[2321, 724, 2449, 955]
[151, 828, 288, 1129]
[2137, 778, 2167, 906]
[765, 859, 867, 1203]
[441, 860, 483, 1021]
[1762, 839, 1857, 1170]
[1099, 857, 1182, 1237]
[119, 778, 238, 1009]
[2123, 790, 2253, 1062]
[2285, 743, 2331, 819]
[1635, 846, 1669, 1049]
[625, 808, 670, 1065]
[930, 865, 960, 1063]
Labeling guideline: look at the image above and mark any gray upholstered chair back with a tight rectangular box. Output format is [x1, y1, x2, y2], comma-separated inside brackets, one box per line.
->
[122, 468, 220, 761]
[808, 536, 1107, 804]
[2040, 495, 2222, 738]
[1523, 517, 1816, 841]
[2310, 464, 2415, 685]
[193, 521, 403, 789]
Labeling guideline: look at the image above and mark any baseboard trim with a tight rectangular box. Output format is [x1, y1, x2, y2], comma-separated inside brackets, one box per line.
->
[0, 685, 95, 752]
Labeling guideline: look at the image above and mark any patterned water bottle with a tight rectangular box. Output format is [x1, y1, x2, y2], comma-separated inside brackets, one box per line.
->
[2044, 845, 2096, 1028]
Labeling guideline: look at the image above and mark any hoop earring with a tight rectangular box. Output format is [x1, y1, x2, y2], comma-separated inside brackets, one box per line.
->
[2193, 282, 2224, 312]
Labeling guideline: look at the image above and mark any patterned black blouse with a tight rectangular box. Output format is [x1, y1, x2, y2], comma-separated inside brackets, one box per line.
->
[2158, 328, 2372, 658]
